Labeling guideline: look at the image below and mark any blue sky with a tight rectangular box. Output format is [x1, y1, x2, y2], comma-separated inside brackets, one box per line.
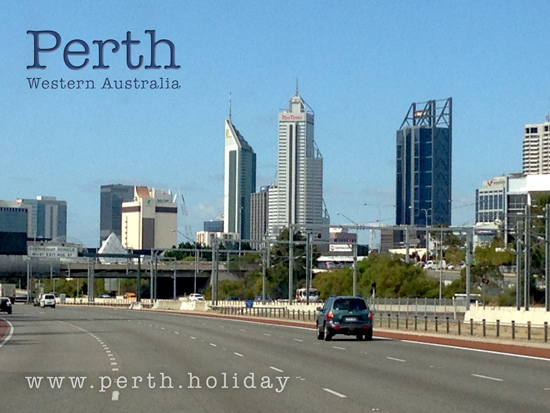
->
[2, 0, 549, 247]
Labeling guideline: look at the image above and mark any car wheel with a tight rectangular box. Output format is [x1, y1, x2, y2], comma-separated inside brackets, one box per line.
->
[316, 323, 325, 340]
[356, 334, 364, 341]
[52, 305, 56, 309]
[7, 308, 12, 314]
[365, 329, 373, 341]
[323, 325, 332, 341]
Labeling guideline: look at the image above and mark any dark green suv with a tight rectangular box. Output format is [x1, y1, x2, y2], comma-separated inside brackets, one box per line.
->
[316, 296, 373, 341]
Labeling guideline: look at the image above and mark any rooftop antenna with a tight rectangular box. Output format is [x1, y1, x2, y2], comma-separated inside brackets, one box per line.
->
[229, 92, 232, 121]
[295, 79, 299, 96]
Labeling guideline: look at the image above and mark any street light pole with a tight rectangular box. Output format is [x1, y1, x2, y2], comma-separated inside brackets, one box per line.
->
[421, 208, 431, 264]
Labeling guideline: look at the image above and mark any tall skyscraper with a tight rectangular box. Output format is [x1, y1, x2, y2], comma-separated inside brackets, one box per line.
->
[223, 115, 256, 240]
[523, 114, 550, 175]
[268, 88, 328, 238]
[396, 98, 452, 228]
[250, 185, 270, 248]
[17, 196, 67, 240]
[100, 184, 134, 242]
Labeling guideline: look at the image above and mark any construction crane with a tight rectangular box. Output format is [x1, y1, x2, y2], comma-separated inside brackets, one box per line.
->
[176, 189, 193, 243]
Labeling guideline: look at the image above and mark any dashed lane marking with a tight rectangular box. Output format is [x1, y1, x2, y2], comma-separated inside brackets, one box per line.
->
[323, 388, 347, 398]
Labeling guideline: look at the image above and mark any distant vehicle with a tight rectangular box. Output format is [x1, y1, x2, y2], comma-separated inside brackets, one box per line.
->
[316, 296, 373, 341]
[296, 288, 320, 303]
[98, 293, 114, 298]
[123, 292, 136, 300]
[454, 293, 482, 305]
[40, 294, 56, 309]
[33, 294, 44, 307]
[15, 294, 30, 302]
[225, 296, 240, 301]
[189, 293, 205, 301]
[254, 295, 273, 302]
[0, 297, 13, 314]
[0, 284, 16, 304]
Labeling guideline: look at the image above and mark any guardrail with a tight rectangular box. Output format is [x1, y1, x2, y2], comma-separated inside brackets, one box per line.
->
[213, 306, 549, 344]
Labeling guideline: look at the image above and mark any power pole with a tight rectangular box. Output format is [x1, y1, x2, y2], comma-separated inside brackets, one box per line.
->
[546, 205, 550, 312]
[353, 240, 358, 296]
[465, 230, 472, 311]
[288, 227, 294, 303]
[516, 221, 522, 311]
[524, 205, 530, 311]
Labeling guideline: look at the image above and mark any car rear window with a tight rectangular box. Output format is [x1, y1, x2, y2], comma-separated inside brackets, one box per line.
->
[45, 295, 55, 299]
[333, 299, 367, 311]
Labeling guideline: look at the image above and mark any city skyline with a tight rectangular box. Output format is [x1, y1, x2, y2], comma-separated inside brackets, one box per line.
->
[2, 1, 550, 247]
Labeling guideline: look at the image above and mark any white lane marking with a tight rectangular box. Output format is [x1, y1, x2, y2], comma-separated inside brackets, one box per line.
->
[471, 374, 503, 382]
[270, 366, 284, 373]
[387, 357, 406, 363]
[112, 368, 119, 371]
[323, 388, 347, 398]
[234, 352, 243, 357]
[332, 346, 346, 350]
[293, 338, 303, 342]
[240, 329, 246, 332]
[110, 358, 116, 361]
[396, 338, 550, 362]
[0, 318, 14, 348]
[264, 333, 272, 336]
[544, 388, 550, 391]
[111, 390, 119, 401]
[190, 336, 196, 340]
[174, 332, 180, 335]
[219, 326, 225, 328]
[209, 343, 217, 347]
[111, 362, 117, 365]
[161, 327, 165, 330]
[115, 308, 550, 362]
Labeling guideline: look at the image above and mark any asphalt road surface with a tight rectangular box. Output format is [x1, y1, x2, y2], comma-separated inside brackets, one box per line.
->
[1, 304, 549, 413]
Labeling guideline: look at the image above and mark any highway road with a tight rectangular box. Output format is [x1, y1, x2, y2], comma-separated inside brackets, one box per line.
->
[1, 304, 549, 413]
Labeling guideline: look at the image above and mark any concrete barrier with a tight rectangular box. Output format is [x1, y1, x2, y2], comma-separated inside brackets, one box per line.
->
[466, 307, 550, 325]
[153, 300, 183, 311]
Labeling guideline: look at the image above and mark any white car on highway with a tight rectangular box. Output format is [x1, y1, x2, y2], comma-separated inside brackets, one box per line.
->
[189, 294, 205, 302]
[40, 294, 56, 308]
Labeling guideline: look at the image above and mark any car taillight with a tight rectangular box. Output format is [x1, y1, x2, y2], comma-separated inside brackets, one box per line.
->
[327, 311, 333, 320]
[368, 312, 374, 320]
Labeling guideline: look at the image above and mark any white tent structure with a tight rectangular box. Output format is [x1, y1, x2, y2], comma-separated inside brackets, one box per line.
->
[98, 232, 128, 264]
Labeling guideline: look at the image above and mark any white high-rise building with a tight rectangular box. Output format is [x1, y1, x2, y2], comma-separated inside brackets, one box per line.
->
[523, 115, 550, 175]
[268, 89, 328, 238]
[223, 117, 256, 239]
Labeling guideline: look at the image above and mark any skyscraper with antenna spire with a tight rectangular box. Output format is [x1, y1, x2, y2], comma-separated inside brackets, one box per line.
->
[268, 86, 328, 238]
[223, 94, 256, 239]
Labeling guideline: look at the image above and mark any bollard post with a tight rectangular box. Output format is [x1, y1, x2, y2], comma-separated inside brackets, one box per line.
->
[458, 319, 461, 335]
[482, 319, 486, 337]
[545, 322, 548, 343]
[405, 317, 409, 330]
[512, 320, 515, 340]
[435, 317, 438, 333]
[388, 313, 391, 328]
[380, 313, 383, 328]
[298, 310, 300, 320]
[446, 317, 449, 334]
[496, 320, 500, 338]
[424, 316, 428, 332]
[470, 319, 474, 336]
[414, 315, 417, 331]
[396, 314, 399, 330]
[528, 321, 531, 341]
